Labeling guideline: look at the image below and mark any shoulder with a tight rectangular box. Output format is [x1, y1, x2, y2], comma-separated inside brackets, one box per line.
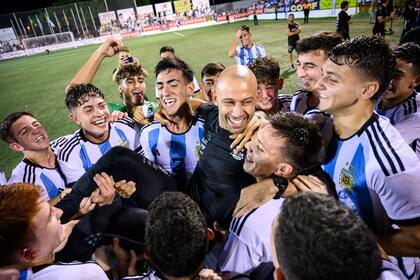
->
[113, 117, 136, 130]
[292, 89, 309, 98]
[34, 261, 108, 280]
[9, 159, 34, 184]
[57, 131, 83, 162]
[254, 43, 265, 49]
[140, 121, 163, 134]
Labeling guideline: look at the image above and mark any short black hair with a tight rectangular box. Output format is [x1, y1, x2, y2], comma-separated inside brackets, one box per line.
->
[0, 112, 34, 144]
[146, 192, 208, 278]
[65, 83, 105, 112]
[269, 112, 323, 175]
[393, 42, 420, 75]
[200, 63, 225, 81]
[248, 57, 280, 85]
[296, 31, 344, 55]
[341, 1, 349, 9]
[275, 192, 382, 280]
[155, 56, 194, 83]
[159, 46, 175, 55]
[239, 24, 250, 32]
[329, 36, 395, 99]
[114, 64, 148, 85]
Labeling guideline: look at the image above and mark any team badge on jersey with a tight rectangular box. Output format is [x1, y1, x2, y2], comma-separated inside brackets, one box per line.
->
[339, 166, 355, 191]
[195, 140, 201, 160]
[119, 139, 128, 148]
[230, 149, 245, 161]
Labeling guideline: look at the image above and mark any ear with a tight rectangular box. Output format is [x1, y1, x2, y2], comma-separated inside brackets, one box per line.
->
[21, 247, 36, 263]
[207, 228, 215, 241]
[360, 81, 380, 100]
[118, 84, 124, 95]
[274, 266, 286, 280]
[411, 74, 420, 88]
[276, 78, 284, 90]
[69, 113, 80, 125]
[186, 81, 195, 98]
[9, 142, 24, 152]
[273, 163, 294, 178]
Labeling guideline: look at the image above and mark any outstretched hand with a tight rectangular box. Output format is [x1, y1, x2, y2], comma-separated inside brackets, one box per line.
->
[98, 38, 124, 58]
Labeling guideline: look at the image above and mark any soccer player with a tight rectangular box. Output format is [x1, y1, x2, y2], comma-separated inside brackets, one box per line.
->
[197, 62, 225, 103]
[291, 31, 343, 128]
[219, 112, 333, 275]
[373, 0, 392, 36]
[285, 14, 300, 69]
[0, 183, 108, 279]
[140, 56, 205, 188]
[66, 38, 155, 125]
[376, 42, 420, 158]
[59, 83, 141, 185]
[336, 1, 352, 40]
[248, 57, 291, 115]
[228, 25, 266, 66]
[317, 36, 420, 265]
[270, 192, 383, 280]
[155, 46, 200, 99]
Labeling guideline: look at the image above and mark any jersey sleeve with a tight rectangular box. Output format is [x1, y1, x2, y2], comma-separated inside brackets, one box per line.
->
[259, 45, 266, 58]
[57, 145, 85, 186]
[139, 125, 156, 162]
[0, 169, 7, 185]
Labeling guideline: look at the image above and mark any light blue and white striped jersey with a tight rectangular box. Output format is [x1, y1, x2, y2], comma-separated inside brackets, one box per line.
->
[235, 43, 266, 66]
[0, 169, 6, 185]
[290, 89, 332, 134]
[7, 137, 69, 201]
[139, 116, 204, 185]
[323, 113, 420, 232]
[220, 198, 284, 275]
[377, 91, 420, 158]
[57, 118, 141, 184]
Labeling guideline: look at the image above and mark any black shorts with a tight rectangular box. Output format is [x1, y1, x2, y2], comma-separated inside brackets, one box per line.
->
[288, 39, 298, 53]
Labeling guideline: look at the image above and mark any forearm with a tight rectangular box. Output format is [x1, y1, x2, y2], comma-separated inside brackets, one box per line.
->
[228, 39, 238, 57]
[378, 229, 420, 257]
[65, 51, 106, 93]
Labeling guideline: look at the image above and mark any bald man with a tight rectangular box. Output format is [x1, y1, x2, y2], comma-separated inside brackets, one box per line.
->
[186, 65, 258, 229]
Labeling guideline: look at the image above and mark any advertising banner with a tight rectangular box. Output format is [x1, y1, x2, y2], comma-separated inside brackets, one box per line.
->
[192, 0, 210, 10]
[155, 2, 174, 15]
[136, 5, 155, 17]
[174, 0, 192, 12]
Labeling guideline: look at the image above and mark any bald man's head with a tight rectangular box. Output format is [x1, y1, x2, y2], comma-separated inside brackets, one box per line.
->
[215, 65, 257, 134]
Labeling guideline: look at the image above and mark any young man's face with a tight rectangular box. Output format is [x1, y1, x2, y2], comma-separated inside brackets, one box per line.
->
[240, 30, 252, 47]
[297, 50, 327, 93]
[28, 200, 63, 265]
[201, 72, 221, 102]
[244, 124, 287, 180]
[119, 74, 146, 108]
[9, 115, 50, 152]
[215, 76, 256, 134]
[256, 81, 280, 113]
[156, 69, 193, 117]
[70, 95, 111, 142]
[381, 58, 419, 108]
[316, 59, 366, 114]
[288, 14, 295, 22]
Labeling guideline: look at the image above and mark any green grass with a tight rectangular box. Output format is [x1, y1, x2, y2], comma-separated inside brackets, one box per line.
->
[0, 18, 403, 176]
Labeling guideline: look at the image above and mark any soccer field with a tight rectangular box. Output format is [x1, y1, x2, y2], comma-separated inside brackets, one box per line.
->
[0, 17, 403, 175]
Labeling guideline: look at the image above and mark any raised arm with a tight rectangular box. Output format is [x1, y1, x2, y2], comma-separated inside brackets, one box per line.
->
[65, 38, 123, 93]
[228, 28, 243, 58]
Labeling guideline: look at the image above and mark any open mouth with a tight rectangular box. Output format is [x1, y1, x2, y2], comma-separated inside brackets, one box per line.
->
[228, 115, 246, 128]
[35, 135, 46, 143]
[93, 118, 107, 126]
[163, 98, 176, 107]
[245, 153, 254, 164]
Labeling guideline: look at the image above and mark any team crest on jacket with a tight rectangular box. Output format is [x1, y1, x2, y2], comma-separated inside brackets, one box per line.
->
[339, 166, 355, 191]
[230, 149, 245, 160]
[119, 139, 128, 148]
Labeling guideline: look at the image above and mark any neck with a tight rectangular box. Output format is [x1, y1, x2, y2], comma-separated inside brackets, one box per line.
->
[165, 111, 194, 134]
[332, 102, 374, 138]
[83, 129, 109, 144]
[380, 92, 413, 110]
[243, 42, 252, 48]
[307, 92, 320, 107]
[24, 147, 56, 168]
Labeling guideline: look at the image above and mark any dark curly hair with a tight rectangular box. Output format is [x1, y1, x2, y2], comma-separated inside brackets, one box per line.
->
[146, 192, 208, 278]
[296, 31, 344, 55]
[200, 62, 225, 81]
[248, 57, 280, 85]
[114, 64, 148, 85]
[275, 192, 382, 280]
[269, 112, 323, 175]
[65, 83, 104, 111]
[0, 112, 34, 144]
[329, 36, 395, 100]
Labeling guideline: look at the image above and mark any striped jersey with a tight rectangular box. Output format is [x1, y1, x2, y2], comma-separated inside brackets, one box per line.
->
[323, 113, 420, 232]
[220, 199, 284, 275]
[139, 116, 204, 186]
[57, 118, 141, 184]
[20, 261, 108, 280]
[278, 93, 292, 112]
[8, 138, 70, 201]
[0, 169, 6, 185]
[290, 89, 332, 133]
[377, 91, 420, 158]
[235, 43, 266, 66]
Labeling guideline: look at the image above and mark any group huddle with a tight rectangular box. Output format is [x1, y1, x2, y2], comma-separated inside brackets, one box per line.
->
[0, 26, 419, 280]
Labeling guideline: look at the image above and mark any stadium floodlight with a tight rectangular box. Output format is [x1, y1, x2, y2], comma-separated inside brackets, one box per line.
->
[22, 31, 75, 50]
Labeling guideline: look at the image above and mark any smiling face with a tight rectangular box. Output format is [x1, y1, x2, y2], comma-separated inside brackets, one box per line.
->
[256, 81, 280, 113]
[9, 115, 50, 152]
[202, 72, 221, 102]
[156, 69, 193, 117]
[244, 124, 287, 180]
[316, 59, 367, 115]
[70, 95, 111, 143]
[28, 200, 63, 266]
[381, 58, 420, 108]
[240, 30, 252, 48]
[215, 69, 257, 135]
[119, 74, 146, 108]
[296, 50, 327, 93]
